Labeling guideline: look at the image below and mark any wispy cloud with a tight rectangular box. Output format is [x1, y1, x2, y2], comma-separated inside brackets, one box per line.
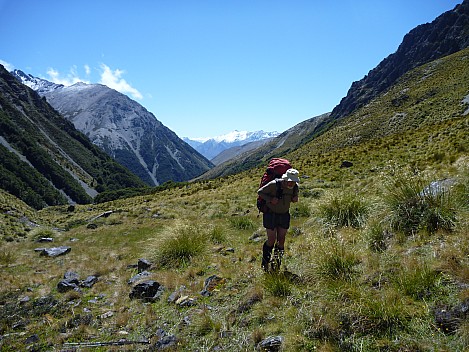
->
[0, 59, 14, 72]
[99, 64, 143, 100]
[47, 65, 90, 85]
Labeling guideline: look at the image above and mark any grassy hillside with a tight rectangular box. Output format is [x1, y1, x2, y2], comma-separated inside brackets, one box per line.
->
[0, 51, 468, 351]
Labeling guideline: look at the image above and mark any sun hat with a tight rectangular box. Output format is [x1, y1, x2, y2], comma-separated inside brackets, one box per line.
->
[282, 168, 300, 183]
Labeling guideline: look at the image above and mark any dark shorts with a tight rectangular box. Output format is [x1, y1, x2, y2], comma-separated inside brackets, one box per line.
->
[263, 212, 291, 230]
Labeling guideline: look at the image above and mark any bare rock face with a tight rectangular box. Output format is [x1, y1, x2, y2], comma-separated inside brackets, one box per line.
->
[41, 83, 213, 186]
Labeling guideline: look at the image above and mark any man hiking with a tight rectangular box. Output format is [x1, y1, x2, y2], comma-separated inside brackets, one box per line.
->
[257, 168, 300, 272]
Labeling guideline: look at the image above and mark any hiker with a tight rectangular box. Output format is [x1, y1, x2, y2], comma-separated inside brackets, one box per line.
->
[257, 168, 299, 272]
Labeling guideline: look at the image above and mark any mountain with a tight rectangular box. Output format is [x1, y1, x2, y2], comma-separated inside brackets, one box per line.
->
[0, 65, 147, 209]
[196, 113, 330, 179]
[198, 0, 469, 179]
[328, 0, 469, 124]
[184, 130, 279, 161]
[12, 71, 213, 186]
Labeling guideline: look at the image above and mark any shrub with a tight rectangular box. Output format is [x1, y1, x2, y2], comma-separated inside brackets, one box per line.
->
[384, 173, 457, 235]
[318, 192, 369, 228]
[155, 224, 207, 268]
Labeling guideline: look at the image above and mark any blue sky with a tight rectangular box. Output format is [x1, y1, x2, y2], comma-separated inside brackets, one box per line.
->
[0, 0, 462, 139]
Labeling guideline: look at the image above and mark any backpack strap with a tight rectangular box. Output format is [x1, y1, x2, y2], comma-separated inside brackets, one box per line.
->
[275, 179, 284, 199]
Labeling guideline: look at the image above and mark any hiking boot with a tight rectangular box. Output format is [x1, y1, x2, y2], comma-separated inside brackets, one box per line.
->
[271, 246, 284, 273]
[261, 242, 273, 272]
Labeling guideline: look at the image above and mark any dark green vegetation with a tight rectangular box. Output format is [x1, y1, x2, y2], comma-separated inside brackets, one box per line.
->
[0, 65, 147, 209]
[0, 45, 468, 351]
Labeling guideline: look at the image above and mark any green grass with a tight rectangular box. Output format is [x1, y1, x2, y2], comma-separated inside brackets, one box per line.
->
[0, 49, 468, 351]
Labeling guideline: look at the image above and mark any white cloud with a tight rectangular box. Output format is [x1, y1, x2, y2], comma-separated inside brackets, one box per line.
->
[46, 65, 89, 86]
[99, 63, 143, 100]
[84, 64, 91, 75]
[0, 59, 14, 72]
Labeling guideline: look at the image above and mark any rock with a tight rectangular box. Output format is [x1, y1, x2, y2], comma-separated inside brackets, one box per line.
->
[200, 275, 225, 297]
[175, 296, 197, 307]
[36, 237, 53, 243]
[25, 334, 39, 344]
[87, 223, 98, 229]
[80, 275, 98, 288]
[138, 258, 152, 273]
[257, 336, 284, 351]
[340, 160, 353, 168]
[434, 298, 469, 334]
[168, 286, 186, 304]
[129, 280, 164, 302]
[150, 329, 178, 351]
[128, 271, 152, 284]
[38, 246, 71, 257]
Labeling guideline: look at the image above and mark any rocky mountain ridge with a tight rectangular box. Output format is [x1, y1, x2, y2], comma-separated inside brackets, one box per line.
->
[0, 65, 146, 209]
[12, 72, 213, 186]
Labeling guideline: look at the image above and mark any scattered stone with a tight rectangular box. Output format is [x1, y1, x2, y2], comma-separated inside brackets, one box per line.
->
[87, 223, 98, 229]
[25, 334, 39, 344]
[175, 296, 197, 307]
[129, 280, 165, 302]
[18, 295, 31, 304]
[99, 311, 114, 319]
[257, 335, 284, 351]
[168, 286, 186, 304]
[340, 160, 353, 168]
[36, 237, 53, 243]
[80, 275, 98, 288]
[200, 275, 225, 297]
[151, 329, 178, 351]
[138, 258, 152, 273]
[434, 298, 469, 334]
[128, 271, 152, 284]
[249, 232, 264, 242]
[37, 246, 71, 257]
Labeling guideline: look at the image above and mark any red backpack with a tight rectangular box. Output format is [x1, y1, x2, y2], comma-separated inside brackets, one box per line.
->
[256, 158, 292, 213]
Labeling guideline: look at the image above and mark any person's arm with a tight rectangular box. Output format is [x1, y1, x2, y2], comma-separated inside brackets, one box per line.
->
[258, 182, 276, 203]
[292, 185, 299, 202]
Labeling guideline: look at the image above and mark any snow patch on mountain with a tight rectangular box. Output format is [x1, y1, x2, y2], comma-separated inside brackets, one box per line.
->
[184, 130, 279, 160]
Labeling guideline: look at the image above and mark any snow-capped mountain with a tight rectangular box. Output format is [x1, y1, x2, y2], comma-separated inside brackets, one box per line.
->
[12, 70, 213, 186]
[184, 130, 279, 161]
[12, 69, 64, 94]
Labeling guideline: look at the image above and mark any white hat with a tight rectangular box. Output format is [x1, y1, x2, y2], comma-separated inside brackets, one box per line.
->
[282, 168, 300, 183]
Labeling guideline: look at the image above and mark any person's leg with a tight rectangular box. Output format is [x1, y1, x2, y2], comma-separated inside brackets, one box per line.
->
[272, 226, 288, 271]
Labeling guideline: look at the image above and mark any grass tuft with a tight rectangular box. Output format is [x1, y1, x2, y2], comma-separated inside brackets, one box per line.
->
[384, 172, 457, 235]
[318, 191, 369, 228]
[153, 223, 208, 268]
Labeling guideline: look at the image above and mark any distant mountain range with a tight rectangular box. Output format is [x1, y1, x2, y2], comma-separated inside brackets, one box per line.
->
[184, 130, 279, 163]
[12, 71, 213, 186]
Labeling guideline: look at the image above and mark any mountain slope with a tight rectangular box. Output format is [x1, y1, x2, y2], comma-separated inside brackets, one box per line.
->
[329, 0, 469, 123]
[196, 113, 330, 179]
[0, 65, 146, 209]
[12, 72, 213, 186]
[198, 1, 469, 179]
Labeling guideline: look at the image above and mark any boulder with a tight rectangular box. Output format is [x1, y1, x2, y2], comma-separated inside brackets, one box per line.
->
[129, 280, 164, 302]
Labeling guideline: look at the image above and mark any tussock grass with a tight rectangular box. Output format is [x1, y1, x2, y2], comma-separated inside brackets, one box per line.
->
[152, 222, 209, 268]
[317, 191, 369, 228]
[384, 171, 457, 235]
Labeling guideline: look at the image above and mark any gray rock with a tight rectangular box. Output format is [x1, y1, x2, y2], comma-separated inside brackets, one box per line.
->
[38, 246, 71, 257]
[129, 280, 165, 302]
